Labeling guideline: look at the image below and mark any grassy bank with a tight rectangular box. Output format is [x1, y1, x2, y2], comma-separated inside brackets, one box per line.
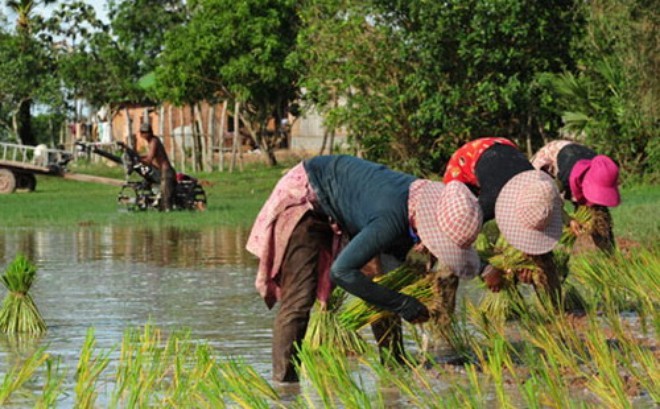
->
[0, 160, 294, 229]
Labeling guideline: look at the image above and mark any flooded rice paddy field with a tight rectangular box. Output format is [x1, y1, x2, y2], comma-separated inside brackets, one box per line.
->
[0, 227, 275, 403]
[0, 226, 656, 408]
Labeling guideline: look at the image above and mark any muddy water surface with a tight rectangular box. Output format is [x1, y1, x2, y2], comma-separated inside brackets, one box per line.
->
[0, 226, 276, 403]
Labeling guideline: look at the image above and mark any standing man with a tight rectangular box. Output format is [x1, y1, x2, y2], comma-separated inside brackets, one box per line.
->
[139, 123, 177, 211]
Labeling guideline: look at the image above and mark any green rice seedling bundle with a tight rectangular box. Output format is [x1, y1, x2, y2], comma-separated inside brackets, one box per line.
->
[338, 265, 433, 331]
[560, 205, 594, 248]
[479, 236, 572, 318]
[0, 255, 46, 334]
[479, 235, 539, 319]
[304, 287, 367, 354]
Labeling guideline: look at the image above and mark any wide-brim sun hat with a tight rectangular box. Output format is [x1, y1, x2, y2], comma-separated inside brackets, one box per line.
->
[414, 181, 483, 278]
[495, 170, 563, 255]
[581, 155, 621, 207]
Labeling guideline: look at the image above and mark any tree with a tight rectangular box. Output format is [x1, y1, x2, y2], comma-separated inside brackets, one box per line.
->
[108, 0, 186, 75]
[541, 0, 659, 179]
[157, 0, 301, 166]
[3, 0, 57, 145]
[298, 0, 578, 174]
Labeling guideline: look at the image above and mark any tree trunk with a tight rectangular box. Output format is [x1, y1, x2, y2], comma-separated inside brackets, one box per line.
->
[218, 100, 228, 171]
[17, 99, 36, 145]
[190, 104, 202, 172]
[108, 104, 114, 144]
[124, 107, 134, 148]
[168, 105, 176, 164]
[11, 110, 19, 143]
[158, 106, 165, 139]
[329, 128, 336, 155]
[206, 103, 215, 172]
[178, 106, 186, 172]
[319, 129, 328, 155]
[194, 102, 206, 172]
[230, 102, 240, 173]
[241, 112, 276, 166]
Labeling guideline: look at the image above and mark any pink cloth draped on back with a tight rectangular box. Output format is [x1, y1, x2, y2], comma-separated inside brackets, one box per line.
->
[246, 163, 335, 309]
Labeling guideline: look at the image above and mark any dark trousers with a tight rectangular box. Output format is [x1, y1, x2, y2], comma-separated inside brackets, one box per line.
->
[160, 167, 176, 211]
[272, 213, 406, 382]
[273, 213, 333, 382]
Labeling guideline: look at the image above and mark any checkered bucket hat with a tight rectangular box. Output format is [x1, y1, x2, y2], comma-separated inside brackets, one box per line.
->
[414, 181, 483, 278]
[495, 170, 563, 255]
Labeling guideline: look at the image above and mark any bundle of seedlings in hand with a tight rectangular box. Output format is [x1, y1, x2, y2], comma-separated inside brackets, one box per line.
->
[304, 287, 367, 354]
[480, 236, 542, 319]
[480, 234, 574, 317]
[0, 255, 46, 334]
[338, 264, 432, 331]
[560, 205, 594, 248]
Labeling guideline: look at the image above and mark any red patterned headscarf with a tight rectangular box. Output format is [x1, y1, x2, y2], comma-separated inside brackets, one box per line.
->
[443, 137, 518, 188]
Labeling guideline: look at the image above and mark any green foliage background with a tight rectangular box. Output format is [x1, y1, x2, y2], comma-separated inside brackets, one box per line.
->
[0, 0, 656, 178]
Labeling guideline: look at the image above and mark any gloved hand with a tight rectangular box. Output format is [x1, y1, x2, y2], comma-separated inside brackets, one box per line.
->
[399, 296, 430, 324]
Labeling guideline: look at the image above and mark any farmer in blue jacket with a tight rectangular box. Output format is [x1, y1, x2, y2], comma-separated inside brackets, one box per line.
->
[247, 155, 485, 383]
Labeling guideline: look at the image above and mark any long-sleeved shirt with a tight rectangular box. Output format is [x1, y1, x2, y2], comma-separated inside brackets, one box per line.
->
[304, 155, 425, 321]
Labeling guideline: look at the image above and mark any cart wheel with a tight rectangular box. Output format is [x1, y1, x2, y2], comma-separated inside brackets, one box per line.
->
[0, 169, 17, 194]
[16, 173, 37, 192]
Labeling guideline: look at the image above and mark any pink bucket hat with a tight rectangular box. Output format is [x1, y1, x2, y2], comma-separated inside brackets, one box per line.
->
[414, 181, 483, 278]
[570, 155, 620, 207]
[495, 170, 563, 255]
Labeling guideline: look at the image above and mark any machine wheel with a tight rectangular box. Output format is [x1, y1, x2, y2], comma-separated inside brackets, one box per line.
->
[15, 173, 37, 192]
[118, 185, 143, 211]
[192, 185, 207, 211]
[0, 169, 17, 194]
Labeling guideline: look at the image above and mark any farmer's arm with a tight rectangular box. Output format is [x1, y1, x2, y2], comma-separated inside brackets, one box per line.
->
[331, 221, 429, 323]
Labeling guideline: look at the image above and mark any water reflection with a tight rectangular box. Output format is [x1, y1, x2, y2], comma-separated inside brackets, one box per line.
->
[0, 225, 274, 407]
[0, 225, 256, 268]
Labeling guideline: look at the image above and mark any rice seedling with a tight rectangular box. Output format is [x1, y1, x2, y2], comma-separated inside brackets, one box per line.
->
[111, 324, 190, 407]
[582, 328, 632, 409]
[75, 328, 112, 409]
[338, 266, 433, 332]
[366, 348, 455, 408]
[297, 344, 376, 408]
[34, 356, 67, 409]
[0, 254, 46, 334]
[623, 341, 660, 403]
[217, 358, 283, 409]
[560, 205, 594, 248]
[0, 346, 49, 405]
[570, 248, 660, 333]
[479, 337, 517, 409]
[303, 288, 367, 354]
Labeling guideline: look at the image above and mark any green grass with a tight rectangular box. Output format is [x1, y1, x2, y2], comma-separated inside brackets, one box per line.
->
[2, 159, 658, 240]
[610, 184, 660, 243]
[1, 160, 293, 229]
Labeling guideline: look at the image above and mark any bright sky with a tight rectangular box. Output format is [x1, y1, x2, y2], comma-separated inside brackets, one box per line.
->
[2, 0, 110, 24]
[85, 0, 109, 22]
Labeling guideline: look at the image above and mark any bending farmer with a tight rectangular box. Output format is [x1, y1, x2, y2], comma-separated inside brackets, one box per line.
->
[247, 155, 485, 383]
